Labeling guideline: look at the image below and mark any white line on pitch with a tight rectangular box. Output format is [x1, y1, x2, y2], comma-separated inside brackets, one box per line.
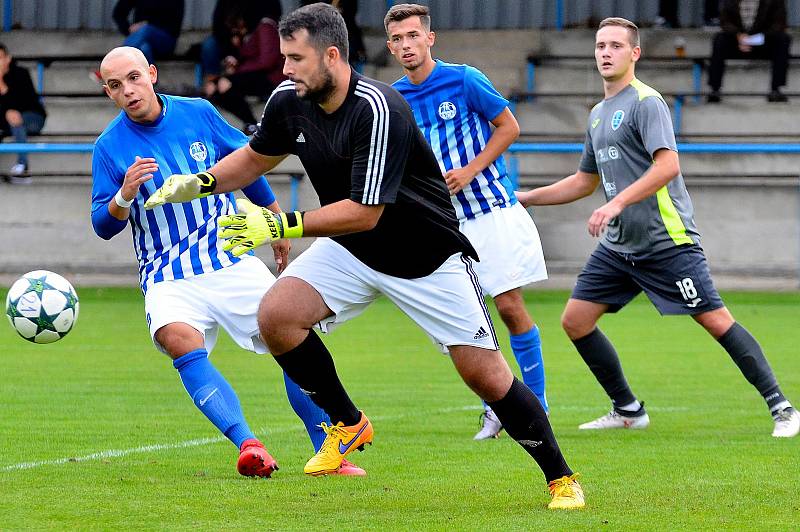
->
[0, 403, 692, 472]
[0, 405, 479, 472]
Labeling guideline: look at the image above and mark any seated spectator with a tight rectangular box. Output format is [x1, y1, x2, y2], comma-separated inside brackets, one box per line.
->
[112, 0, 185, 64]
[0, 43, 46, 184]
[654, 0, 680, 29]
[200, 0, 282, 84]
[708, 0, 791, 103]
[704, 0, 721, 28]
[301, 0, 367, 71]
[204, 10, 285, 134]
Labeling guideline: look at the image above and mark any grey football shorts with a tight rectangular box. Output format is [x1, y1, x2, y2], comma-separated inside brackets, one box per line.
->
[571, 243, 725, 315]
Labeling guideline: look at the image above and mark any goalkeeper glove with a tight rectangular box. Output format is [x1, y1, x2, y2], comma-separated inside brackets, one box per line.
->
[144, 171, 217, 209]
[218, 198, 304, 257]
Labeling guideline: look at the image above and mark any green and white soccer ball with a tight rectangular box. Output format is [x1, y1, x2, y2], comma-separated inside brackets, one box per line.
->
[5, 270, 79, 344]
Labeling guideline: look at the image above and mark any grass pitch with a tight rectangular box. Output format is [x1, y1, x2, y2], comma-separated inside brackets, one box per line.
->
[1, 287, 798, 529]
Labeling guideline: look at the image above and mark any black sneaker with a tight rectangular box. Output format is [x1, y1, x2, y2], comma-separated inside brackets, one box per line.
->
[767, 89, 788, 103]
[706, 90, 722, 103]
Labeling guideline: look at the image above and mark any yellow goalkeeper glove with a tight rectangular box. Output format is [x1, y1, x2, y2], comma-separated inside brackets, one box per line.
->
[218, 198, 304, 257]
[144, 171, 217, 209]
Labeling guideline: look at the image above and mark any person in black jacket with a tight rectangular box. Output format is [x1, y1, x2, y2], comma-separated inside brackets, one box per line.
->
[112, 0, 185, 64]
[0, 43, 46, 183]
[200, 0, 282, 83]
[707, 0, 791, 102]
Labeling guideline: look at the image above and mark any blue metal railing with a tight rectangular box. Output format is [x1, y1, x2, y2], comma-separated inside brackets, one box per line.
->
[2, 0, 11, 32]
[0, 143, 303, 211]
[2, 141, 798, 211]
[505, 142, 800, 189]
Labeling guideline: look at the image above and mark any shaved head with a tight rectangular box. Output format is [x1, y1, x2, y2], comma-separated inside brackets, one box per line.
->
[100, 46, 161, 123]
[100, 46, 149, 80]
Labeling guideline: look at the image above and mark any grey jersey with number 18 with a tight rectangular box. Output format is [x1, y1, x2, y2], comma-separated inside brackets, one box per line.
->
[579, 79, 700, 255]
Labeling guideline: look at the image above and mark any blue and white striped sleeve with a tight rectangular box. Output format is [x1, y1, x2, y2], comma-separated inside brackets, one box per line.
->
[90, 142, 128, 240]
[463, 66, 509, 122]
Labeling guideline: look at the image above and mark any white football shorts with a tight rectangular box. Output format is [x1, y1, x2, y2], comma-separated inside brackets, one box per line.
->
[280, 237, 500, 354]
[144, 256, 275, 355]
[460, 202, 548, 297]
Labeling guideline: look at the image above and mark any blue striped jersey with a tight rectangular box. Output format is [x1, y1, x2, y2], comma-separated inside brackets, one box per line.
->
[92, 95, 251, 293]
[393, 60, 516, 221]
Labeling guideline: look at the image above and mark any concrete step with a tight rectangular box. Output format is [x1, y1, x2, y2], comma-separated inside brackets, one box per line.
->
[26, 61, 198, 94]
[1, 30, 207, 56]
[34, 97, 268, 133]
[532, 63, 800, 93]
[514, 99, 800, 135]
[537, 28, 800, 57]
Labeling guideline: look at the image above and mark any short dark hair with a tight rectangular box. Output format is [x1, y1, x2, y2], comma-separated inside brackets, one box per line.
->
[279, 3, 349, 62]
[598, 17, 640, 48]
[0, 42, 8, 55]
[384, 3, 431, 34]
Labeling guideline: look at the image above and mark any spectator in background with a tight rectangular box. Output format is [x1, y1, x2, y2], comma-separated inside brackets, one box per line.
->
[204, 9, 285, 135]
[656, 0, 721, 30]
[704, 0, 721, 28]
[112, 0, 185, 64]
[301, 0, 367, 71]
[0, 43, 46, 184]
[654, 0, 680, 29]
[707, 0, 791, 103]
[201, 0, 282, 84]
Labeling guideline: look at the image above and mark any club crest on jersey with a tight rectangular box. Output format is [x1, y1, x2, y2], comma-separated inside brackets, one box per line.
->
[611, 110, 625, 130]
[438, 101, 457, 120]
[189, 141, 208, 162]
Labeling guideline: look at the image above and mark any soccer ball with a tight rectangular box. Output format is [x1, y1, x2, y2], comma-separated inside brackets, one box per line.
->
[5, 270, 79, 344]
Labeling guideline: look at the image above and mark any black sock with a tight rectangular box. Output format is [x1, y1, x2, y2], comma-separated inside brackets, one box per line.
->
[572, 328, 638, 409]
[487, 378, 572, 482]
[272, 330, 360, 425]
[718, 322, 787, 413]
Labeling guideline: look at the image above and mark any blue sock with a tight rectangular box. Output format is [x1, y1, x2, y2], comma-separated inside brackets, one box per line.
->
[283, 371, 329, 452]
[173, 348, 255, 449]
[511, 325, 548, 412]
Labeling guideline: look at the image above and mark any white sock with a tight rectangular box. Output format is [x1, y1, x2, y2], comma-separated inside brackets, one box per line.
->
[617, 400, 641, 413]
[770, 400, 792, 417]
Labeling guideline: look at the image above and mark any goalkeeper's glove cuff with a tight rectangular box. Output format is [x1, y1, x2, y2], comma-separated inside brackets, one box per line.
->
[277, 211, 304, 239]
[196, 171, 217, 197]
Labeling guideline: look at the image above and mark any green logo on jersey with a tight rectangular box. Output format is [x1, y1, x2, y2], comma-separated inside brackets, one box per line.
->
[591, 118, 600, 129]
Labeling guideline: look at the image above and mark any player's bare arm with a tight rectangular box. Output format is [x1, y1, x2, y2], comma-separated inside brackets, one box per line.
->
[208, 145, 288, 193]
[444, 107, 519, 195]
[109, 155, 157, 220]
[301, 200, 384, 236]
[516, 170, 600, 207]
[219, 198, 385, 257]
[587, 148, 679, 236]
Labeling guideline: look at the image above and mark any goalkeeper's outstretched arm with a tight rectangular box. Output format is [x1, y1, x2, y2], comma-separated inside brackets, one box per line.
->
[144, 146, 287, 209]
[208, 145, 288, 194]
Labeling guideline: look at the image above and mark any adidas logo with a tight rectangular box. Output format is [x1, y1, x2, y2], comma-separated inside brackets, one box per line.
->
[296, 132, 306, 143]
[473, 326, 490, 340]
[517, 439, 542, 449]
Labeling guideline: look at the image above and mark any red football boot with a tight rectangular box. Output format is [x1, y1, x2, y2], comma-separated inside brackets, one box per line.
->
[237, 438, 278, 478]
[331, 459, 367, 476]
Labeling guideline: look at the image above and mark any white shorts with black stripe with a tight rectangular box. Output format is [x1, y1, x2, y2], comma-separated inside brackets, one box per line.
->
[281, 237, 499, 354]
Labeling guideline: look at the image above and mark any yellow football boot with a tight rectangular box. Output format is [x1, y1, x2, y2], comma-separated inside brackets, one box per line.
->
[547, 473, 585, 510]
[304, 411, 373, 476]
